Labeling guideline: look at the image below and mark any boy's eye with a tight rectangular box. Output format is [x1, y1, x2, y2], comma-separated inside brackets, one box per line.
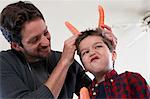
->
[81, 50, 89, 56]
[95, 45, 102, 49]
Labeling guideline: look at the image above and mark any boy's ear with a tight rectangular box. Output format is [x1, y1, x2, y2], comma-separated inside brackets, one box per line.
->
[112, 50, 117, 61]
[11, 42, 23, 51]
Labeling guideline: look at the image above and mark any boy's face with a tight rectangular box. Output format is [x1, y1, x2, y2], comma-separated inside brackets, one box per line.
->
[79, 35, 116, 76]
[19, 18, 51, 62]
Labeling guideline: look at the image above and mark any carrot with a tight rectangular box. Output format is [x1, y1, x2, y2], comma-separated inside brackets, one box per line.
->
[80, 87, 90, 99]
[98, 5, 105, 29]
[65, 21, 81, 35]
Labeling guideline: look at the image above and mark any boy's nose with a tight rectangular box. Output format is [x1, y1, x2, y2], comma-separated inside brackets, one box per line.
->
[89, 50, 96, 57]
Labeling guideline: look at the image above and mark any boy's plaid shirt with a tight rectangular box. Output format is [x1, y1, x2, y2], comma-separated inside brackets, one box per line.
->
[89, 69, 150, 99]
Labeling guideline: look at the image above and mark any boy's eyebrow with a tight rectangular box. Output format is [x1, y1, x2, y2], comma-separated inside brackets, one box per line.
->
[94, 41, 103, 45]
[80, 41, 104, 52]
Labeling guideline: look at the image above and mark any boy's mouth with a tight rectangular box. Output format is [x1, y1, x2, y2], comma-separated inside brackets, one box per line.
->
[91, 56, 99, 62]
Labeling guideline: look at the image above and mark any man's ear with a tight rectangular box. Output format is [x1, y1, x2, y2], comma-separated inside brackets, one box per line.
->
[11, 42, 23, 51]
[112, 50, 117, 61]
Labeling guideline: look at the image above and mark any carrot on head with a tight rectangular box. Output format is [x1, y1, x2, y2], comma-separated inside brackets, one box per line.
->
[80, 87, 90, 99]
[98, 5, 105, 29]
[65, 21, 81, 35]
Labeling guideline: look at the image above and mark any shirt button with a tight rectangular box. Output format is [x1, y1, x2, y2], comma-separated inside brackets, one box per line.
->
[93, 92, 96, 96]
[110, 79, 114, 82]
[106, 86, 109, 89]
[95, 84, 98, 87]
[92, 88, 94, 91]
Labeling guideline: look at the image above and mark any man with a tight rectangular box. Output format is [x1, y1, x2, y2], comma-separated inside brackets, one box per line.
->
[0, 1, 91, 98]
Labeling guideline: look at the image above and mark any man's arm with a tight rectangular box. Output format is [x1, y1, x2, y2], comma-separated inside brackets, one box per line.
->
[45, 35, 79, 98]
[0, 52, 54, 99]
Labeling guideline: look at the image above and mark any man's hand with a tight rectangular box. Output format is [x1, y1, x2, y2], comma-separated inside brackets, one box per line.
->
[101, 24, 117, 50]
[60, 35, 79, 66]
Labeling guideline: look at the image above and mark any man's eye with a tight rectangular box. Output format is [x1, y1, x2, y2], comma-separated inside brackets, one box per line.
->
[30, 37, 39, 43]
[44, 31, 48, 36]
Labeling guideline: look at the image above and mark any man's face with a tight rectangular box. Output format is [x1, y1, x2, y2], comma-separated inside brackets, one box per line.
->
[20, 18, 51, 62]
[79, 35, 116, 76]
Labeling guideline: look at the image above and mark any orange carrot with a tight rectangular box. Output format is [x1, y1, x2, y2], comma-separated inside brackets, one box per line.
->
[65, 21, 81, 35]
[80, 87, 90, 99]
[98, 5, 105, 29]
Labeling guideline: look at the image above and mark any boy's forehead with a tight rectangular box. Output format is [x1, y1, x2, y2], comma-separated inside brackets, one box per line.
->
[80, 36, 103, 46]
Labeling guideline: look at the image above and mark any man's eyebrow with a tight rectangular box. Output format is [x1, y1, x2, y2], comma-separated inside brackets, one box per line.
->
[43, 26, 48, 32]
[38, 26, 48, 35]
[28, 26, 48, 42]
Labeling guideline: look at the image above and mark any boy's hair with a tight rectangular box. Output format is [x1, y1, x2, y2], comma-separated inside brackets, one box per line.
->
[75, 28, 116, 56]
[0, 1, 45, 45]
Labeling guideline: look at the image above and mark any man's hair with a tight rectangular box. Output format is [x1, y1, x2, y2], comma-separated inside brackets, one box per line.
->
[0, 1, 45, 45]
[75, 28, 116, 56]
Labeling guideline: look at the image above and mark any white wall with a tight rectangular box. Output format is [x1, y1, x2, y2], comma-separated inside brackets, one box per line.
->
[0, 0, 150, 93]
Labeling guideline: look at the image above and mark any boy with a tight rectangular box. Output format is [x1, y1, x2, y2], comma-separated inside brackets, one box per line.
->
[75, 28, 150, 98]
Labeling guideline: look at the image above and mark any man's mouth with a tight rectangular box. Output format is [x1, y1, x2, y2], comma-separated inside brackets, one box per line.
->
[40, 47, 50, 52]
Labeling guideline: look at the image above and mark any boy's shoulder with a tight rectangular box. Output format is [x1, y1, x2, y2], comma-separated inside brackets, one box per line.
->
[120, 71, 143, 78]
[119, 71, 146, 83]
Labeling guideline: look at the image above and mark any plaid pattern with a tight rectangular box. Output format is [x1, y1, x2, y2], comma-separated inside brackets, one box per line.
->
[89, 70, 150, 99]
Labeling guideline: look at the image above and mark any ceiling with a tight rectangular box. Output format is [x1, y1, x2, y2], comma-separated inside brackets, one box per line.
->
[99, 0, 150, 25]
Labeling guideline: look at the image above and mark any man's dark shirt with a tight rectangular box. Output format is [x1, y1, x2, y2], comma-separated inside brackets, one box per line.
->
[0, 49, 91, 99]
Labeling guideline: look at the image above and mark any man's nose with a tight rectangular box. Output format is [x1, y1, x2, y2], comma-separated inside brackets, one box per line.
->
[40, 36, 50, 46]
